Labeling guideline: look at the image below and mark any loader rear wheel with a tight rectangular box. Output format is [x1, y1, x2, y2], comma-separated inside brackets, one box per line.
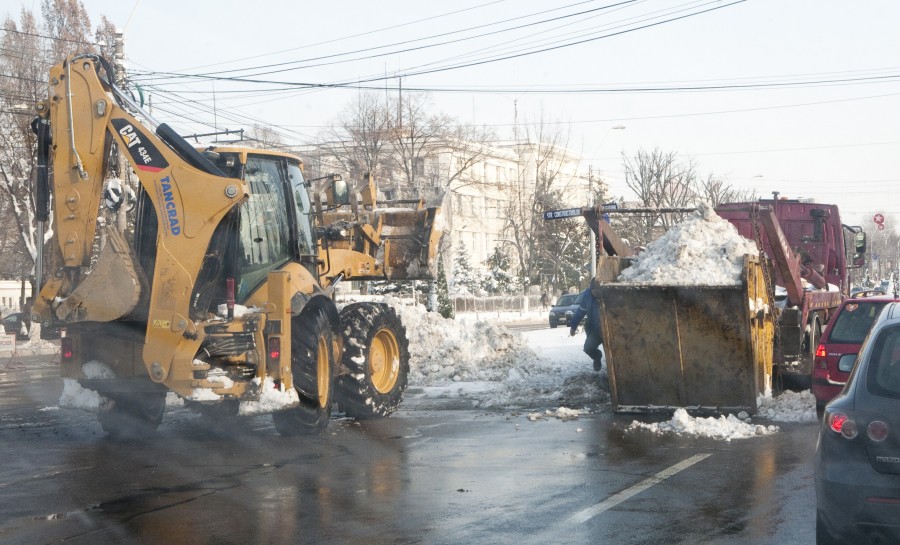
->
[97, 391, 166, 440]
[272, 309, 334, 436]
[335, 303, 409, 419]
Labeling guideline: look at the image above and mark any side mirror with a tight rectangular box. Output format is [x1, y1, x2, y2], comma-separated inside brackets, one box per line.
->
[855, 231, 867, 254]
[327, 176, 350, 206]
[852, 254, 866, 268]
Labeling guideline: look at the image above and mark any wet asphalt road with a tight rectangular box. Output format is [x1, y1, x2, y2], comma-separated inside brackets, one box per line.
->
[1, 355, 819, 545]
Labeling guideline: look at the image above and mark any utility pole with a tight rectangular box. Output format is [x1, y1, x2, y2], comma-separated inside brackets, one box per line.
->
[114, 30, 129, 234]
[588, 164, 596, 279]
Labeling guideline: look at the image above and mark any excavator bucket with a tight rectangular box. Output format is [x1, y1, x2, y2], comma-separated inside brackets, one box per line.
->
[54, 227, 144, 323]
[379, 206, 443, 281]
[595, 255, 774, 414]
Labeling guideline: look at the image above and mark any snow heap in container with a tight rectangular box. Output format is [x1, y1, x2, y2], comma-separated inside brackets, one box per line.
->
[618, 202, 758, 285]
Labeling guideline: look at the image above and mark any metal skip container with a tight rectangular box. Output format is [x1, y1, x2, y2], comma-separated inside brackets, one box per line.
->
[595, 254, 775, 414]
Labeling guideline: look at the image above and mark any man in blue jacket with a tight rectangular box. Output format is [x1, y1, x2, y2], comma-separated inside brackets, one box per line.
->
[570, 287, 603, 371]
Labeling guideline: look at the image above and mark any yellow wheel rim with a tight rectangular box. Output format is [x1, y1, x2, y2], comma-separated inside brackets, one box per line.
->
[370, 329, 400, 394]
[316, 336, 330, 408]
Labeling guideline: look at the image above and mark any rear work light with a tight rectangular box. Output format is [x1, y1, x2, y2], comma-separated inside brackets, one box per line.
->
[867, 420, 889, 442]
[829, 412, 859, 439]
[267, 336, 281, 362]
[60, 337, 74, 361]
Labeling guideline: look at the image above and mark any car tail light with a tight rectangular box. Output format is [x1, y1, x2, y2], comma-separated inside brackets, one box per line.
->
[829, 412, 859, 439]
[815, 344, 827, 359]
[60, 337, 74, 361]
[867, 420, 889, 442]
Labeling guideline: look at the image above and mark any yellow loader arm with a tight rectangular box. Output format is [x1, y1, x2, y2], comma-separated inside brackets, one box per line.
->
[317, 174, 444, 285]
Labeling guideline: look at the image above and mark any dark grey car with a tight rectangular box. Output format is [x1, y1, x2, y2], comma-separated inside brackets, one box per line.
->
[815, 302, 900, 544]
[548, 292, 582, 329]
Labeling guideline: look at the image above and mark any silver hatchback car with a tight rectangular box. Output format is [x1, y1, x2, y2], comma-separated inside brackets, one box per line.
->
[815, 302, 900, 544]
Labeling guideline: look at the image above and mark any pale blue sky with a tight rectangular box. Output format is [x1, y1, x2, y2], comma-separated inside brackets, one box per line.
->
[13, 0, 900, 226]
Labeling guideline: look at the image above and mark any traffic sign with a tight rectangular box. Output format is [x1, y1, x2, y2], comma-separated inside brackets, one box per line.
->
[874, 213, 885, 224]
[543, 208, 583, 220]
[877, 223, 885, 231]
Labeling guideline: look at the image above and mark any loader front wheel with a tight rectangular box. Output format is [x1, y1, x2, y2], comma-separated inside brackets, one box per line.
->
[273, 309, 334, 436]
[335, 303, 409, 419]
[97, 390, 166, 440]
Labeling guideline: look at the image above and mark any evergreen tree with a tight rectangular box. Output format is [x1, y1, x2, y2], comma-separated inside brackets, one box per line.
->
[451, 246, 480, 295]
[481, 246, 519, 294]
[436, 258, 454, 319]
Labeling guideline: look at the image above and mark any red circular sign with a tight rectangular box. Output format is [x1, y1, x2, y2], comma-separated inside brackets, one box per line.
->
[877, 223, 885, 231]
[874, 214, 885, 224]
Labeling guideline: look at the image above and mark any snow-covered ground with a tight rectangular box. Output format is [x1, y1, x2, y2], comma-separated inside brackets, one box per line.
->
[393, 299, 817, 441]
[396, 300, 609, 410]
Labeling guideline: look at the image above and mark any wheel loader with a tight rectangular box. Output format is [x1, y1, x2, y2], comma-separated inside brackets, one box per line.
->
[30, 54, 442, 437]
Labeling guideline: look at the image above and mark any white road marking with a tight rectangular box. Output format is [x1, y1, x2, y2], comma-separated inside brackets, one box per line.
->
[567, 453, 712, 524]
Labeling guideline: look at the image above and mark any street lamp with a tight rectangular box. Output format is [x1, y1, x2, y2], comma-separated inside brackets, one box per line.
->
[589, 125, 626, 279]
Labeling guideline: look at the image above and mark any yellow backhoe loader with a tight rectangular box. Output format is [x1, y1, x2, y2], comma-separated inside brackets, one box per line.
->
[31, 54, 442, 437]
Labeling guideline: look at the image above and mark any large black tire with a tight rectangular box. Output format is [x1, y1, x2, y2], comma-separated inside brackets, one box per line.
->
[272, 309, 334, 436]
[97, 391, 166, 440]
[335, 303, 410, 419]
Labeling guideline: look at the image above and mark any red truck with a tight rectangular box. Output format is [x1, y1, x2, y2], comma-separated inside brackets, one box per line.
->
[716, 195, 866, 388]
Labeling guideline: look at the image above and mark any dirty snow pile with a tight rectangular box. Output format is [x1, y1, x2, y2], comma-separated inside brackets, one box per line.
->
[389, 299, 536, 384]
[618, 202, 758, 285]
[756, 389, 818, 423]
[387, 299, 608, 409]
[58, 360, 115, 411]
[627, 390, 817, 441]
[629, 408, 779, 441]
[526, 407, 583, 421]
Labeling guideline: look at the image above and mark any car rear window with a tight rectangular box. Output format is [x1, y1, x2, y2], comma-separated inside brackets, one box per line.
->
[826, 302, 889, 344]
[866, 324, 900, 399]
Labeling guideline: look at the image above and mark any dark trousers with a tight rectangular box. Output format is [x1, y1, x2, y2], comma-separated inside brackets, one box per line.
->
[583, 327, 603, 363]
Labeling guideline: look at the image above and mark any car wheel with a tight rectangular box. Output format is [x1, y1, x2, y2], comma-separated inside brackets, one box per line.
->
[549, 319, 558, 329]
[815, 510, 841, 545]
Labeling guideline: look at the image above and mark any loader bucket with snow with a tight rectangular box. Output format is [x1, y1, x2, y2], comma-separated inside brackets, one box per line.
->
[595, 255, 774, 414]
[379, 206, 443, 281]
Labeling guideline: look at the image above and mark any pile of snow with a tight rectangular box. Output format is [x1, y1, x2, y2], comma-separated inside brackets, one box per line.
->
[618, 203, 758, 285]
[627, 390, 817, 441]
[239, 376, 299, 415]
[526, 407, 583, 421]
[757, 390, 818, 423]
[58, 378, 103, 411]
[389, 299, 536, 384]
[384, 298, 609, 409]
[629, 408, 779, 441]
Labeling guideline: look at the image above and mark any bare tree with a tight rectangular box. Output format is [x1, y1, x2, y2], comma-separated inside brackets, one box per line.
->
[499, 114, 597, 292]
[698, 173, 757, 206]
[0, 2, 105, 295]
[622, 148, 696, 244]
[318, 92, 394, 185]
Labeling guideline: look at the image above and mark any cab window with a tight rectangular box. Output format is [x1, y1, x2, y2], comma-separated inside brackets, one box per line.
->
[236, 156, 291, 300]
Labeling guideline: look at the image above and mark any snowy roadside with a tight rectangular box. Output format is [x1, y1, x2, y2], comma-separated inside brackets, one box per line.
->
[391, 300, 609, 411]
[386, 297, 819, 442]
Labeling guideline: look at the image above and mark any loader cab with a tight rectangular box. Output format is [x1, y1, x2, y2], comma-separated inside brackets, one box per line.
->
[134, 148, 319, 314]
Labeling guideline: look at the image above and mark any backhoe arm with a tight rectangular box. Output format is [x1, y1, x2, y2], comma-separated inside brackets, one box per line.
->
[33, 54, 249, 383]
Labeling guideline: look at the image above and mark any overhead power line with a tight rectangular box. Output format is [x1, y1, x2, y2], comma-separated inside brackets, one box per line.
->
[130, 0, 743, 90]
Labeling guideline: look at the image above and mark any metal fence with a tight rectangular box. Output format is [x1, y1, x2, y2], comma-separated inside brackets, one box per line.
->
[452, 294, 544, 314]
